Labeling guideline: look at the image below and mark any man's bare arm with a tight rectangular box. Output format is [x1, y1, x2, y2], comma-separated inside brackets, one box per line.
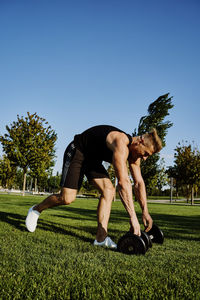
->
[129, 159, 153, 231]
[107, 134, 141, 235]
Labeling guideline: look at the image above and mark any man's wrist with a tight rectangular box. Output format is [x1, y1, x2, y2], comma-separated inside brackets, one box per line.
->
[141, 207, 148, 214]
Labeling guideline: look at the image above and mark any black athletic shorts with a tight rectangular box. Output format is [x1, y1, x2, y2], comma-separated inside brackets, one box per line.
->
[60, 141, 109, 190]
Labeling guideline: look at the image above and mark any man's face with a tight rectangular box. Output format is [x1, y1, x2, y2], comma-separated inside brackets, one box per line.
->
[131, 137, 154, 161]
[137, 145, 153, 160]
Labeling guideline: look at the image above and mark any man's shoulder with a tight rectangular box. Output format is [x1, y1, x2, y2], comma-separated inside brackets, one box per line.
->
[106, 131, 131, 153]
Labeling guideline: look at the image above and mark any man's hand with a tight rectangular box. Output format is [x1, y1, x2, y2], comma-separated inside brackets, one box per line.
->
[142, 211, 153, 232]
[129, 217, 141, 236]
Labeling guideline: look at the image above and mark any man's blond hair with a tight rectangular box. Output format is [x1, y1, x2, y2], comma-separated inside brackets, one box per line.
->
[143, 128, 162, 153]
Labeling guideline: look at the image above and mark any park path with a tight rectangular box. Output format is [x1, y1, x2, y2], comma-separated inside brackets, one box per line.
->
[147, 198, 200, 205]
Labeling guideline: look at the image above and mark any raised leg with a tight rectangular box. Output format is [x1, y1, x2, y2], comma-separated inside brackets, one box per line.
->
[34, 187, 77, 212]
[25, 187, 77, 232]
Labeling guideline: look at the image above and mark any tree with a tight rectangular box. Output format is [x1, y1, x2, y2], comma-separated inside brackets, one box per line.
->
[133, 93, 174, 193]
[29, 159, 55, 193]
[166, 166, 179, 199]
[47, 172, 61, 193]
[148, 158, 169, 195]
[0, 155, 16, 188]
[173, 141, 200, 204]
[0, 112, 57, 195]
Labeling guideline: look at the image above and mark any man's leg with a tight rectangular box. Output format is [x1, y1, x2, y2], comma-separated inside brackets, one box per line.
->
[25, 187, 77, 232]
[34, 188, 77, 212]
[92, 178, 116, 245]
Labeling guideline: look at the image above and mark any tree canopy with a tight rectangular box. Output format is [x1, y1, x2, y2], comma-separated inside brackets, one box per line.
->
[0, 112, 57, 195]
[134, 93, 174, 193]
[172, 141, 200, 204]
[174, 142, 200, 185]
[0, 155, 16, 188]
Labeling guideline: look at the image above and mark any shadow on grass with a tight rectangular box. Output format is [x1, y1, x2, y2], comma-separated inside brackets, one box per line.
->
[0, 211, 95, 244]
[52, 206, 97, 221]
[0, 211, 26, 231]
[52, 206, 129, 223]
[37, 219, 95, 243]
[0, 207, 199, 242]
[149, 213, 200, 242]
[110, 208, 200, 241]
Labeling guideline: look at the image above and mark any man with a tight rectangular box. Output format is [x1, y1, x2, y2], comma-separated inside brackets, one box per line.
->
[26, 125, 162, 249]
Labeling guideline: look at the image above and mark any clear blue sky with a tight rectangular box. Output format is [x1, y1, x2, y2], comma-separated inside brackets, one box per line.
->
[0, 0, 200, 174]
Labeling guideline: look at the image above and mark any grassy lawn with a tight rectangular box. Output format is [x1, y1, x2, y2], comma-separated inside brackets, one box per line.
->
[0, 194, 200, 300]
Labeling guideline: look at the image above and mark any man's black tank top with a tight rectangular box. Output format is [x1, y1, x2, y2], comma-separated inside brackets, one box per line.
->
[74, 125, 132, 163]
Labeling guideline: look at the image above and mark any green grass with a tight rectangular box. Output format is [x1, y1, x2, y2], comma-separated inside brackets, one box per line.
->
[0, 194, 200, 300]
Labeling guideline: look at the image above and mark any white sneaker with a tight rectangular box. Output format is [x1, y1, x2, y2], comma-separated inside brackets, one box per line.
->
[25, 206, 40, 232]
[93, 236, 117, 249]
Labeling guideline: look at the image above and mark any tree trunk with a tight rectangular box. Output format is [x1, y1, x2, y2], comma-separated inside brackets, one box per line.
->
[30, 178, 33, 191]
[170, 177, 173, 203]
[35, 178, 37, 193]
[191, 185, 194, 205]
[175, 188, 178, 202]
[22, 172, 27, 196]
